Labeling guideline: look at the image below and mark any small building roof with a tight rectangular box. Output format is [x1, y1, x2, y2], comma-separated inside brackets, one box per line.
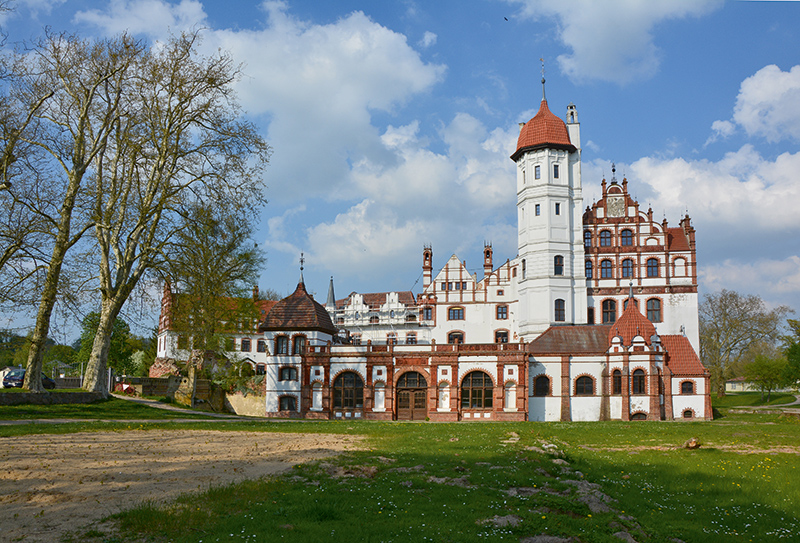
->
[661, 335, 707, 375]
[608, 298, 656, 346]
[259, 281, 337, 335]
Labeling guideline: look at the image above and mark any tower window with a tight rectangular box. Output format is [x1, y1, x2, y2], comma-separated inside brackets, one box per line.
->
[554, 255, 564, 276]
[535, 165, 541, 179]
[585, 260, 593, 279]
[555, 202, 560, 215]
[535, 204, 540, 216]
[553, 164, 559, 178]
[554, 299, 565, 322]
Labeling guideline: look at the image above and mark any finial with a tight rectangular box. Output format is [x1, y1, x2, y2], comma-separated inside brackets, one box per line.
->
[628, 281, 634, 299]
[540, 57, 546, 101]
[299, 252, 305, 284]
[611, 162, 617, 184]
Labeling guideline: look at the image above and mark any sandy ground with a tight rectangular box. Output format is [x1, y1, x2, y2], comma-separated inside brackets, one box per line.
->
[0, 430, 362, 542]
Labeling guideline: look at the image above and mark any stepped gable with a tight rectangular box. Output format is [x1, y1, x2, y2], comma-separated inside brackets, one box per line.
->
[511, 98, 576, 161]
[529, 325, 613, 355]
[609, 299, 656, 346]
[258, 281, 337, 335]
[661, 335, 707, 375]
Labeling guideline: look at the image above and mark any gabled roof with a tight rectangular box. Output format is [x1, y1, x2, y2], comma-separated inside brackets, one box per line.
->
[511, 99, 576, 161]
[608, 298, 656, 346]
[528, 325, 614, 355]
[259, 281, 337, 335]
[661, 335, 707, 375]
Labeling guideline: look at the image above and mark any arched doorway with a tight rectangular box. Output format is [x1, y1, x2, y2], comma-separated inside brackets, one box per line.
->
[396, 371, 428, 420]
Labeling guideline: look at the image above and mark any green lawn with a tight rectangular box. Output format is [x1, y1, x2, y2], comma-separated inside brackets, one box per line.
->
[712, 391, 797, 408]
[0, 396, 213, 421]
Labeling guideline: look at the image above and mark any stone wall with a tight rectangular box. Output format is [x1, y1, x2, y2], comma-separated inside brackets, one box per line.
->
[225, 392, 265, 417]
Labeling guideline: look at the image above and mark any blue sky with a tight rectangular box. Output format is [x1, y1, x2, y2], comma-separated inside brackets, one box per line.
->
[3, 0, 800, 337]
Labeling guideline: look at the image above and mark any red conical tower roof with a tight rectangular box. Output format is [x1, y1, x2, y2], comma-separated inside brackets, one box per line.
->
[511, 99, 575, 161]
[609, 296, 657, 347]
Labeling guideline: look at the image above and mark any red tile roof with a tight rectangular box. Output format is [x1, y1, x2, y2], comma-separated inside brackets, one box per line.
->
[511, 99, 575, 161]
[608, 298, 656, 346]
[667, 227, 690, 251]
[528, 325, 614, 355]
[259, 282, 337, 335]
[661, 335, 707, 375]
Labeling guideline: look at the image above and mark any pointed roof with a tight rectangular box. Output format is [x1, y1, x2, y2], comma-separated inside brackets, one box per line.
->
[609, 298, 656, 346]
[258, 281, 337, 335]
[511, 99, 575, 161]
[326, 276, 336, 308]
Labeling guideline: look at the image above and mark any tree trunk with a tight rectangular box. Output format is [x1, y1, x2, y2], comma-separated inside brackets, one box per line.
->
[83, 300, 122, 396]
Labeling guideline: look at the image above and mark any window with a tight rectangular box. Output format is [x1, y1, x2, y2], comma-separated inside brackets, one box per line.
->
[448, 331, 464, 344]
[554, 255, 564, 276]
[535, 165, 541, 179]
[585, 260, 593, 279]
[602, 300, 616, 323]
[352, 334, 362, 346]
[683, 409, 694, 419]
[631, 413, 647, 420]
[397, 371, 427, 388]
[584, 230, 592, 249]
[448, 282, 454, 290]
[621, 229, 633, 246]
[553, 164, 559, 178]
[496, 305, 508, 320]
[422, 306, 433, 320]
[275, 336, 288, 355]
[369, 315, 379, 324]
[601, 259, 613, 279]
[647, 258, 659, 277]
[681, 381, 694, 395]
[256, 364, 266, 375]
[240, 338, 251, 352]
[522, 259, 526, 279]
[535, 203, 540, 216]
[279, 367, 298, 381]
[647, 299, 662, 322]
[333, 372, 364, 409]
[575, 376, 594, 395]
[448, 307, 464, 320]
[279, 396, 297, 411]
[495, 330, 508, 343]
[555, 202, 561, 215]
[554, 299, 565, 322]
[441, 282, 447, 291]
[600, 230, 612, 247]
[632, 369, 646, 395]
[612, 369, 622, 395]
[461, 371, 493, 408]
[533, 375, 550, 397]
[257, 339, 267, 353]
[406, 333, 417, 345]
[622, 258, 633, 278]
[405, 314, 417, 322]
[386, 333, 397, 345]
[587, 307, 595, 324]
[292, 336, 305, 355]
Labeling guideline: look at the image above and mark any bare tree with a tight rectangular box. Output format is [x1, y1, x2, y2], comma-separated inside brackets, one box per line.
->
[81, 32, 269, 395]
[699, 289, 793, 397]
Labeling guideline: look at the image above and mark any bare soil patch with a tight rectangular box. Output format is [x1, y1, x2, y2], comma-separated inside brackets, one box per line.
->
[0, 430, 362, 542]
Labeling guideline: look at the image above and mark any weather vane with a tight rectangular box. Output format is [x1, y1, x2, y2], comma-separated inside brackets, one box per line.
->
[300, 252, 305, 272]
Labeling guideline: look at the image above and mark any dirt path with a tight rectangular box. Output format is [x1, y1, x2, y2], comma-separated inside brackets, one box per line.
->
[0, 430, 363, 542]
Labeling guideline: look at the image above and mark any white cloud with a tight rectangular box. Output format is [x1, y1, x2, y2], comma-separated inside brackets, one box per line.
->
[73, 0, 207, 37]
[507, 0, 721, 84]
[418, 31, 437, 48]
[700, 256, 800, 299]
[731, 64, 800, 143]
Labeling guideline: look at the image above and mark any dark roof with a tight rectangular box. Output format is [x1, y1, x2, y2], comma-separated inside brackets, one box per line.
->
[511, 99, 576, 161]
[662, 335, 707, 376]
[258, 282, 337, 335]
[528, 325, 613, 355]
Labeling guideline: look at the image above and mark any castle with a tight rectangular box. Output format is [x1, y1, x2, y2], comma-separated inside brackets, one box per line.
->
[154, 85, 711, 421]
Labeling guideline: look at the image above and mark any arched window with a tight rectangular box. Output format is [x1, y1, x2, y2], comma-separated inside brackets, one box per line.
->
[585, 260, 593, 279]
[275, 335, 289, 355]
[681, 381, 695, 395]
[602, 300, 616, 323]
[601, 259, 613, 278]
[683, 409, 694, 419]
[647, 299, 662, 322]
[612, 369, 622, 395]
[622, 259, 633, 278]
[448, 306, 464, 320]
[461, 371, 493, 409]
[575, 376, 594, 395]
[554, 299, 565, 322]
[600, 230, 612, 247]
[673, 257, 687, 277]
[647, 258, 659, 277]
[369, 315, 380, 324]
[621, 229, 633, 246]
[533, 375, 550, 397]
[554, 255, 564, 276]
[333, 372, 364, 409]
[584, 230, 592, 249]
[257, 339, 267, 353]
[279, 367, 298, 381]
[632, 369, 646, 395]
[397, 371, 427, 388]
[631, 412, 647, 420]
[495, 330, 509, 343]
[448, 331, 464, 344]
[292, 335, 306, 355]
[279, 396, 297, 411]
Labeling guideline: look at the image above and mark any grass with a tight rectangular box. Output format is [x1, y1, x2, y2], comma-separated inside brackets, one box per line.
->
[712, 391, 797, 408]
[0, 396, 215, 421]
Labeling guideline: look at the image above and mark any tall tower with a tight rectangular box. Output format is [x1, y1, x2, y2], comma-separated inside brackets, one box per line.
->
[511, 80, 587, 340]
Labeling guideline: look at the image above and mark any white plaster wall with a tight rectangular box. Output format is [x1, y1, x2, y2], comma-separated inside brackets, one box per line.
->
[629, 396, 649, 414]
[571, 397, 602, 421]
[610, 396, 622, 419]
[528, 397, 561, 421]
[673, 395, 705, 419]
[457, 359, 498, 385]
[330, 361, 367, 383]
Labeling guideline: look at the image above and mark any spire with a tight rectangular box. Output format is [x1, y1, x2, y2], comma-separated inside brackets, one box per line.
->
[628, 280, 634, 300]
[326, 276, 336, 310]
[299, 252, 305, 285]
[540, 57, 546, 101]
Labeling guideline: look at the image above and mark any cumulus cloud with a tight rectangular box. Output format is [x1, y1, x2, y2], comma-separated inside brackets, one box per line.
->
[507, 0, 721, 84]
[74, 0, 207, 37]
[418, 31, 437, 48]
[731, 65, 800, 143]
[700, 256, 800, 298]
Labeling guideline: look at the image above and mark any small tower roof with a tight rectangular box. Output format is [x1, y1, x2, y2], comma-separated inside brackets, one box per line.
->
[258, 281, 337, 335]
[511, 98, 575, 161]
[609, 296, 656, 347]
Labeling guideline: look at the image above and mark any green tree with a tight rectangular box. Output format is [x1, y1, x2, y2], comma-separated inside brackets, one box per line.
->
[783, 319, 800, 388]
[699, 289, 792, 397]
[743, 355, 788, 402]
[77, 312, 134, 375]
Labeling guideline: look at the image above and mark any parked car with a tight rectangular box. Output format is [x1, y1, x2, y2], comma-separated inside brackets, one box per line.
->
[2, 369, 56, 389]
